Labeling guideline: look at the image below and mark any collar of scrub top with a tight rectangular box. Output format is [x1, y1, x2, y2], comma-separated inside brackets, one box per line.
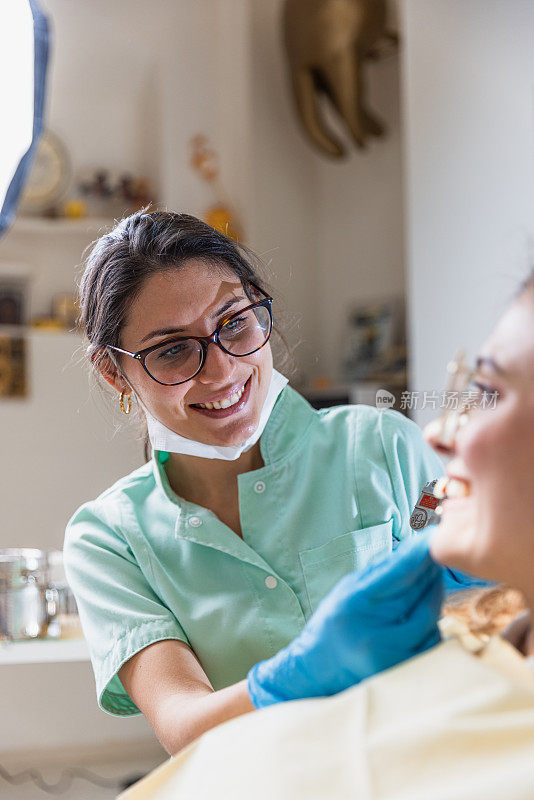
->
[151, 384, 315, 510]
[149, 386, 317, 570]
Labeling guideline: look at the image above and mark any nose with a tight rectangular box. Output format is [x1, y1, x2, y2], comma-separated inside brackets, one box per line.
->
[196, 341, 237, 384]
[424, 409, 469, 458]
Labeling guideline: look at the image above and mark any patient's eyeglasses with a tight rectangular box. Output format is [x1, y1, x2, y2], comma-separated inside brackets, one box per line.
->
[107, 287, 273, 386]
[434, 352, 499, 448]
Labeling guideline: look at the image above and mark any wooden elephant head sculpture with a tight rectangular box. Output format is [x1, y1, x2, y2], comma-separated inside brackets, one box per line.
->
[282, 0, 397, 158]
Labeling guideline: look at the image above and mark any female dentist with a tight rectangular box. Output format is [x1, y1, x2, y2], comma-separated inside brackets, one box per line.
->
[65, 210, 456, 754]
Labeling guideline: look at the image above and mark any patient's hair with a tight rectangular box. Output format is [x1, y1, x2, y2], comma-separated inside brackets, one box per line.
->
[444, 586, 528, 637]
[517, 268, 534, 299]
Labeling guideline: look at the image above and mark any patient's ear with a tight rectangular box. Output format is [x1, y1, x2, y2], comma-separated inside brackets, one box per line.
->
[95, 350, 130, 394]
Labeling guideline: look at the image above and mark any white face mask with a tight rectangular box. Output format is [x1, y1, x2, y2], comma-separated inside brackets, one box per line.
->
[143, 370, 289, 461]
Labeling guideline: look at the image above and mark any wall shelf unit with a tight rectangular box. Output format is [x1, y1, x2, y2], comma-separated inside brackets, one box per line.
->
[0, 638, 89, 666]
[10, 217, 115, 235]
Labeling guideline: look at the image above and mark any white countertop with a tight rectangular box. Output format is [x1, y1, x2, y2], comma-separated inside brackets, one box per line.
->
[0, 638, 89, 665]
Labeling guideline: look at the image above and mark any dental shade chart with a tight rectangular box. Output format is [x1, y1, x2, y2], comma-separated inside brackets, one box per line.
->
[410, 479, 442, 531]
[410, 476, 472, 532]
[410, 350, 476, 531]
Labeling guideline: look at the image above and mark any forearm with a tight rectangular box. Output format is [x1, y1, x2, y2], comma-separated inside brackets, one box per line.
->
[157, 678, 255, 755]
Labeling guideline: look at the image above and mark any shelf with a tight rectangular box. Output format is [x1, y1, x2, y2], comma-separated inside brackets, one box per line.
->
[0, 325, 79, 336]
[0, 637, 89, 665]
[8, 217, 115, 235]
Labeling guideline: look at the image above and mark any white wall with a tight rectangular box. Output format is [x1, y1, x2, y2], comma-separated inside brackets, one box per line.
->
[401, 0, 534, 426]
[0, 330, 144, 549]
[247, 0, 320, 379]
[315, 53, 405, 378]
[248, 0, 404, 381]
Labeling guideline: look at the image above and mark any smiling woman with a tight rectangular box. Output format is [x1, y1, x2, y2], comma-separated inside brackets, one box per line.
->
[64, 209, 471, 757]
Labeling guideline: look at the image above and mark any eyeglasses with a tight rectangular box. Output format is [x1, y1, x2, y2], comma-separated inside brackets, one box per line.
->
[107, 289, 273, 386]
[433, 350, 534, 450]
[435, 352, 498, 448]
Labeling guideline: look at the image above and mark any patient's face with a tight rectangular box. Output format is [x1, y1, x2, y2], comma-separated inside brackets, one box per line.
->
[430, 287, 534, 588]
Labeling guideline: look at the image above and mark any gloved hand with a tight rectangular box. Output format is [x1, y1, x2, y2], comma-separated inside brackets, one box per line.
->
[247, 532, 444, 708]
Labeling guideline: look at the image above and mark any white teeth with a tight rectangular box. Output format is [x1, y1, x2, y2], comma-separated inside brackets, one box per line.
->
[446, 478, 470, 499]
[196, 384, 245, 410]
[434, 477, 449, 499]
[437, 477, 471, 500]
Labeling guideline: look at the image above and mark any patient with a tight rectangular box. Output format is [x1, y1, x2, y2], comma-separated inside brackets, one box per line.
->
[120, 274, 534, 799]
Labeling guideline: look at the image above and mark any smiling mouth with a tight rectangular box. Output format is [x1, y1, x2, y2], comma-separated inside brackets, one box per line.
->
[194, 384, 246, 410]
[189, 376, 252, 417]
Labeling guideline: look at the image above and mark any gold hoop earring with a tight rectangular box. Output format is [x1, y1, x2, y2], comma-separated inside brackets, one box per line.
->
[119, 391, 132, 415]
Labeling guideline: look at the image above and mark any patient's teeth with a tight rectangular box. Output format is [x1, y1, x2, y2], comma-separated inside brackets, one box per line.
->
[434, 477, 449, 499]
[220, 398, 231, 409]
[446, 478, 470, 499]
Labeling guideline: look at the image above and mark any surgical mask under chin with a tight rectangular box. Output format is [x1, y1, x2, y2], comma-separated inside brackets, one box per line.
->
[143, 370, 289, 461]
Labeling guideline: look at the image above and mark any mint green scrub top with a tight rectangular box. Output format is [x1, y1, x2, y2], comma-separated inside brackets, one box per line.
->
[64, 387, 444, 717]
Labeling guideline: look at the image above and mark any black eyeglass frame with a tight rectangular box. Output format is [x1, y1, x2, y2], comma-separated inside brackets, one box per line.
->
[106, 285, 274, 386]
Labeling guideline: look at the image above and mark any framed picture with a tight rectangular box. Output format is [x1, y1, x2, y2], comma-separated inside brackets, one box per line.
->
[0, 336, 26, 397]
[342, 298, 404, 382]
[0, 277, 28, 326]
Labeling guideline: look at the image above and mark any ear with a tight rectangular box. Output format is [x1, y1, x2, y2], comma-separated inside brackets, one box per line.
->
[96, 351, 131, 395]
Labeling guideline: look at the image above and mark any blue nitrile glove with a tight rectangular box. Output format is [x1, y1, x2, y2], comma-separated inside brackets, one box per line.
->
[247, 533, 444, 708]
[444, 566, 494, 594]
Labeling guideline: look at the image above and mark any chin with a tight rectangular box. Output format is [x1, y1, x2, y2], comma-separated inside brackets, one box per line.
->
[209, 418, 260, 447]
[429, 533, 464, 571]
[430, 523, 498, 583]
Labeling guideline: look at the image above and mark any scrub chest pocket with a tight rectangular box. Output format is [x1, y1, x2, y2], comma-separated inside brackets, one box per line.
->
[299, 520, 393, 615]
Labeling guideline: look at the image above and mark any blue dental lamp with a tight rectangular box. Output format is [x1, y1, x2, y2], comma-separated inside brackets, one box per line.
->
[0, 0, 50, 239]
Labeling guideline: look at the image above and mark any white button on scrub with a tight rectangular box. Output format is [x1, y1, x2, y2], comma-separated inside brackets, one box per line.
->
[265, 576, 278, 589]
[254, 481, 266, 494]
[189, 516, 202, 527]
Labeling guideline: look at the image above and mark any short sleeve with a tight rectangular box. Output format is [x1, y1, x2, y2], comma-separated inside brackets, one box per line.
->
[378, 410, 445, 543]
[64, 501, 190, 717]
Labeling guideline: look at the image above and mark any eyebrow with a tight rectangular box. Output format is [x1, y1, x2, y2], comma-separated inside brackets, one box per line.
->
[475, 356, 504, 374]
[139, 296, 245, 345]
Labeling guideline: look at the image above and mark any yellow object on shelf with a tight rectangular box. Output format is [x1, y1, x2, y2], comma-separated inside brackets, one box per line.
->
[205, 205, 241, 241]
[30, 318, 65, 331]
[63, 199, 87, 219]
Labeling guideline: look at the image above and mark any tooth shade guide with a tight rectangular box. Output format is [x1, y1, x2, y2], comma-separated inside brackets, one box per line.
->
[419, 493, 440, 510]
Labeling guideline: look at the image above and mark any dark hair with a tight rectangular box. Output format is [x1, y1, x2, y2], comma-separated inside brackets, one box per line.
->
[78, 209, 272, 368]
[518, 268, 534, 298]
